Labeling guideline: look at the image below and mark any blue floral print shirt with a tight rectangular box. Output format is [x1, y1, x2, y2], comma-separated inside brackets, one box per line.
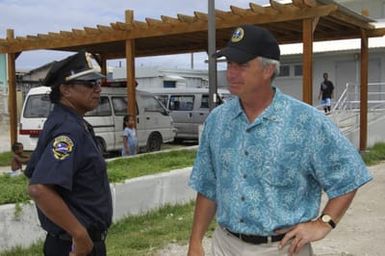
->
[189, 88, 372, 236]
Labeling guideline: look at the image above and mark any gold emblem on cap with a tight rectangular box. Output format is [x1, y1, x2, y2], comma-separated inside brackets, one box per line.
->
[231, 27, 244, 43]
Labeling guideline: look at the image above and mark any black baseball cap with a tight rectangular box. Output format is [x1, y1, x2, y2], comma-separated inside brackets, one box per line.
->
[43, 50, 105, 87]
[213, 25, 280, 64]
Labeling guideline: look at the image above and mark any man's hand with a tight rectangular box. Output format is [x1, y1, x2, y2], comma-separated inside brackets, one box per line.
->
[276, 219, 332, 256]
[69, 228, 94, 256]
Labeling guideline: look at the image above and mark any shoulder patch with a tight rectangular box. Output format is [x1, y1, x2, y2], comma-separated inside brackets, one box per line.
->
[52, 135, 74, 160]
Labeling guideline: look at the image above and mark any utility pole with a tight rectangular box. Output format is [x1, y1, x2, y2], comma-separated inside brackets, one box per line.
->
[208, 0, 218, 111]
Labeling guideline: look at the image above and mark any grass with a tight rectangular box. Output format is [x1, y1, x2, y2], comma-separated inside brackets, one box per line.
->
[0, 202, 216, 256]
[0, 149, 196, 205]
[0, 143, 385, 255]
[0, 151, 13, 167]
[361, 143, 385, 166]
[106, 150, 196, 183]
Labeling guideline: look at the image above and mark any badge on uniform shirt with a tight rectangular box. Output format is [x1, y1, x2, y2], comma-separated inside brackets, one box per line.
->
[52, 135, 74, 160]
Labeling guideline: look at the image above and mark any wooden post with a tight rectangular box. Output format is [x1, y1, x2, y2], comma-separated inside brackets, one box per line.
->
[125, 39, 136, 126]
[359, 30, 368, 151]
[302, 19, 314, 105]
[125, 9, 136, 127]
[6, 29, 17, 147]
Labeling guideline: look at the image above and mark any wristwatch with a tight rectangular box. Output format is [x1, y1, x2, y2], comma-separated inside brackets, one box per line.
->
[320, 213, 336, 229]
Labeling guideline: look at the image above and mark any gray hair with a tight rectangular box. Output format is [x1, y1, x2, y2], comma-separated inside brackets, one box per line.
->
[258, 57, 280, 81]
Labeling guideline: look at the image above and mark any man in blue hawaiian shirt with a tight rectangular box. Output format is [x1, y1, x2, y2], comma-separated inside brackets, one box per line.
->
[188, 25, 372, 256]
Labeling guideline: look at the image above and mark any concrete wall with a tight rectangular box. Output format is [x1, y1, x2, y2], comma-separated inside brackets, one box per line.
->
[0, 167, 195, 252]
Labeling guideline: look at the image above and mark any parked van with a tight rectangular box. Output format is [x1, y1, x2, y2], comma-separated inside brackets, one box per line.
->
[145, 88, 232, 141]
[19, 86, 175, 153]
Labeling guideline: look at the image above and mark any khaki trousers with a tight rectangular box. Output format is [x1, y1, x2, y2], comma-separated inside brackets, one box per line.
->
[211, 226, 313, 256]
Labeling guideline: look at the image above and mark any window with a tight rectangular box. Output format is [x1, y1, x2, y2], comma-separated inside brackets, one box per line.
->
[111, 96, 128, 116]
[142, 95, 167, 114]
[169, 95, 194, 111]
[85, 96, 111, 116]
[156, 95, 169, 108]
[294, 64, 303, 76]
[23, 94, 52, 118]
[200, 95, 209, 109]
[163, 81, 176, 88]
[278, 65, 290, 77]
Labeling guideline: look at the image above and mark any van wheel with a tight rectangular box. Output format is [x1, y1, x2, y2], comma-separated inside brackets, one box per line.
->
[96, 137, 106, 154]
[146, 133, 162, 152]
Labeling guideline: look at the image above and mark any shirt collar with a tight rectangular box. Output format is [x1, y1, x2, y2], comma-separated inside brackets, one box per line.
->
[230, 87, 283, 123]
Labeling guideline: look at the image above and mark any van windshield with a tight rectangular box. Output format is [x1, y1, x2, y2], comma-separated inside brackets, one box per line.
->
[23, 94, 52, 118]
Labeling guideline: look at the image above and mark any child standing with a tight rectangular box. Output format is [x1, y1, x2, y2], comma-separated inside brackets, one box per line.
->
[10, 142, 30, 176]
[122, 115, 138, 156]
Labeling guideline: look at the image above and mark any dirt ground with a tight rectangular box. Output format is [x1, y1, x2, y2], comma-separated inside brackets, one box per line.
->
[157, 162, 385, 256]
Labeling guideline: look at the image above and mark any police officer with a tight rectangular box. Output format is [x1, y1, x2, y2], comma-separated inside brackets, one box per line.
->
[25, 51, 112, 256]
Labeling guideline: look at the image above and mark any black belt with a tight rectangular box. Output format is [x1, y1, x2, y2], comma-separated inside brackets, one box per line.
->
[49, 229, 107, 242]
[225, 228, 285, 245]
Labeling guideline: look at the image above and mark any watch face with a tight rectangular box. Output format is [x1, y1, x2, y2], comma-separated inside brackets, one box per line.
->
[322, 214, 332, 222]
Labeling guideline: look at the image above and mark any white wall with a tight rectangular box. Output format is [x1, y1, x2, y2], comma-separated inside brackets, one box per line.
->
[0, 167, 195, 252]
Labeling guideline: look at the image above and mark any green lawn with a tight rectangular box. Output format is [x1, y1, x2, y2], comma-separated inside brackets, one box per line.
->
[0, 143, 385, 255]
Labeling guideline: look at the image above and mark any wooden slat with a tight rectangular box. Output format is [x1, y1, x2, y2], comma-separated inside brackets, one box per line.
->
[84, 27, 99, 34]
[97, 25, 113, 32]
[60, 31, 73, 37]
[145, 18, 163, 26]
[134, 21, 148, 29]
[270, 0, 286, 11]
[194, 11, 208, 21]
[177, 14, 196, 23]
[72, 29, 86, 36]
[330, 11, 374, 30]
[215, 9, 229, 19]
[230, 5, 250, 16]
[161, 15, 180, 24]
[249, 3, 266, 14]
[292, 0, 307, 8]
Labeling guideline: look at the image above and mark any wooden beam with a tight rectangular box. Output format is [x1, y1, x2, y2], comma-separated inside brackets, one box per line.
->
[97, 25, 113, 32]
[302, 19, 314, 105]
[359, 30, 368, 151]
[145, 18, 164, 26]
[330, 11, 374, 30]
[249, 3, 266, 14]
[230, 5, 250, 16]
[125, 39, 137, 122]
[292, 0, 307, 8]
[125, 9, 134, 26]
[194, 11, 208, 21]
[84, 27, 99, 34]
[177, 14, 196, 23]
[6, 29, 17, 147]
[161, 15, 181, 24]
[215, 9, 229, 19]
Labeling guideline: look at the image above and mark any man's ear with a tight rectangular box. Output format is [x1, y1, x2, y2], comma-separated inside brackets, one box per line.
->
[263, 64, 275, 80]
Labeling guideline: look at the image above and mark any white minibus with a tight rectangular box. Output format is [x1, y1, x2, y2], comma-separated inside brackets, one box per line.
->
[145, 87, 232, 142]
[19, 86, 175, 153]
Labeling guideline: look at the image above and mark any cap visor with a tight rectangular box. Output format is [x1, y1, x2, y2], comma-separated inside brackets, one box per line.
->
[213, 47, 256, 64]
[66, 69, 105, 82]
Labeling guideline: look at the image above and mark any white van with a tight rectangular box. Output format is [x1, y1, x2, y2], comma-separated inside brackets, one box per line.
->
[19, 86, 175, 153]
[145, 88, 232, 142]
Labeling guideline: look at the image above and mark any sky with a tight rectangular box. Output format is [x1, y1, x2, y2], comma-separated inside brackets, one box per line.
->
[0, 0, 271, 71]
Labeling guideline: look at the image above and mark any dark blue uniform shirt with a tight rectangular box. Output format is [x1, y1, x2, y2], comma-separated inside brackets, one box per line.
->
[26, 103, 113, 234]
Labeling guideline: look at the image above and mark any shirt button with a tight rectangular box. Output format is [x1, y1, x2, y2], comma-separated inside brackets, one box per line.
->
[243, 174, 247, 179]
[245, 150, 249, 156]
[241, 196, 245, 201]
[240, 219, 244, 223]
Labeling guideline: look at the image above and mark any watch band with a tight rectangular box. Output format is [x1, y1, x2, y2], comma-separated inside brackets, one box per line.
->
[320, 213, 336, 229]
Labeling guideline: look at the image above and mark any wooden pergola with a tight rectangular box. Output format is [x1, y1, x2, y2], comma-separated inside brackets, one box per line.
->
[1, 0, 384, 151]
